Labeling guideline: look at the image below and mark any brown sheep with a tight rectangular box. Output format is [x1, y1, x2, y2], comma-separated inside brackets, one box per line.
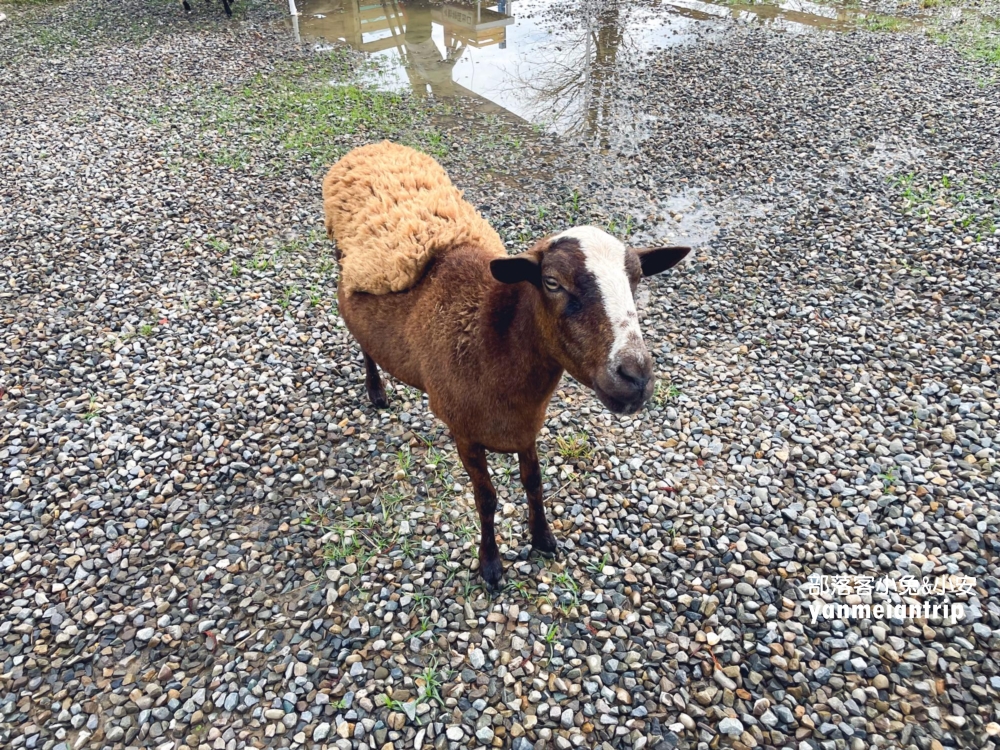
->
[323, 141, 690, 590]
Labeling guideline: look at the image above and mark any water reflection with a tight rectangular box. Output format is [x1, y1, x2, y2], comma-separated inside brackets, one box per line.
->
[293, 0, 910, 142]
[508, 0, 645, 149]
[298, 1, 516, 100]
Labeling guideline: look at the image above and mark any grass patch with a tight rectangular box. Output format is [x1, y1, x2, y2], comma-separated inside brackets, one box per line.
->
[860, 14, 909, 32]
[416, 662, 449, 708]
[887, 169, 999, 241]
[928, 12, 1000, 67]
[193, 51, 450, 172]
[555, 432, 591, 461]
[968, 23, 1000, 64]
[653, 380, 683, 406]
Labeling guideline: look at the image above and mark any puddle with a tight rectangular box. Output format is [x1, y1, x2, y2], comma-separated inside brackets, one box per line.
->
[290, 0, 919, 142]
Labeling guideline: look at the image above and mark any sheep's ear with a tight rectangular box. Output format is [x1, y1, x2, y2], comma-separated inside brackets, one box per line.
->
[634, 246, 692, 277]
[491, 254, 542, 287]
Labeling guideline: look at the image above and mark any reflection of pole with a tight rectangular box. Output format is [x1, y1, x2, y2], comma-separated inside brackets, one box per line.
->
[289, 0, 300, 44]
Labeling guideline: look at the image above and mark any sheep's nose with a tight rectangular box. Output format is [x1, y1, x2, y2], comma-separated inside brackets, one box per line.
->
[616, 348, 653, 393]
[617, 361, 650, 393]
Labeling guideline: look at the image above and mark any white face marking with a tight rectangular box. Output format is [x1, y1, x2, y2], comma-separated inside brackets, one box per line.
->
[552, 225, 642, 366]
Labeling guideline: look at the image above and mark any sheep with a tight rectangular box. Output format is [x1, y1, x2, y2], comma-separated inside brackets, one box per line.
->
[323, 141, 691, 590]
[181, 0, 232, 17]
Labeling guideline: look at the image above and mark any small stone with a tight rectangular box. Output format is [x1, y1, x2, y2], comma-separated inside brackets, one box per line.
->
[719, 718, 743, 736]
[313, 723, 331, 741]
[476, 726, 495, 743]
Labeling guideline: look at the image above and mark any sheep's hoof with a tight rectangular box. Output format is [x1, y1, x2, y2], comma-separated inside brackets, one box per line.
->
[531, 530, 560, 558]
[480, 557, 504, 593]
[367, 388, 389, 409]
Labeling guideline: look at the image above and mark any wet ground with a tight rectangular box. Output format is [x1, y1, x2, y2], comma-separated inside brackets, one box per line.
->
[291, 0, 925, 138]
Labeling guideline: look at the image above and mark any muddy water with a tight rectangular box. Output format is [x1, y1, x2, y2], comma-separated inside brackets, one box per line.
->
[291, 0, 913, 143]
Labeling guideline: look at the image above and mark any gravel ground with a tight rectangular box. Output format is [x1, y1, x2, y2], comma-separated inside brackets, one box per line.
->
[2, 1, 1000, 750]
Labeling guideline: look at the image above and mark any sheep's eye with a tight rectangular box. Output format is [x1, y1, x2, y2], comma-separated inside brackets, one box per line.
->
[543, 277, 561, 292]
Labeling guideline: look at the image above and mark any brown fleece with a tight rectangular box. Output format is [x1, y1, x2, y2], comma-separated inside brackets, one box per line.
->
[322, 141, 507, 295]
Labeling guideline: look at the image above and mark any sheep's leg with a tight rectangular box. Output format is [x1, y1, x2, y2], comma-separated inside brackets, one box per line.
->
[362, 351, 389, 409]
[457, 441, 503, 592]
[183, 0, 192, 11]
[222, 0, 233, 16]
[518, 444, 559, 556]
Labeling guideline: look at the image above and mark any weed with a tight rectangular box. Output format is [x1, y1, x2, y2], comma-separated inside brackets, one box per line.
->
[623, 214, 635, 237]
[555, 432, 591, 461]
[206, 237, 229, 254]
[508, 579, 531, 597]
[398, 535, 417, 559]
[199, 53, 449, 171]
[587, 553, 611, 576]
[82, 394, 101, 420]
[416, 663, 448, 708]
[279, 285, 298, 309]
[653, 380, 682, 405]
[323, 533, 361, 565]
[460, 578, 483, 600]
[860, 14, 907, 33]
[379, 488, 406, 524]
[139, 323, 153, 337]
[396, 448, 413, 476]
[378, 694, 407, 712]
[317, 255, 336, 275]
[544, 622, 559, 644]
[248, 252, 271, 271]
[879, 466, 899, 489]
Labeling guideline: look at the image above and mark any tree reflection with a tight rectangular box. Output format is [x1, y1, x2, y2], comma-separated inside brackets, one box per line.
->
[512, 0, 642, 148]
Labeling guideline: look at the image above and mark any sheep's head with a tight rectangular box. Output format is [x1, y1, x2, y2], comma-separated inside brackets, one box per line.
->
[490, 226, 690, 415]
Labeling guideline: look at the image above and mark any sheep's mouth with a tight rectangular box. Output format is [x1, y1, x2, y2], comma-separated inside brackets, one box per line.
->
[594, 386, 646, 415]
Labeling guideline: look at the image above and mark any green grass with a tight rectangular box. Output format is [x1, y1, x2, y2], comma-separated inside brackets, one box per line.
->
[138, 323, 153, 337]
[82, 394, 100, 421]
[196, 53, 449, 171]
[555, 432, 591, 461]
[544, 622, 559, 644]
[587, 553, 612, 576]
[416, 663, 448, 708]
[378, 694, 407, 712]
[396, 449, 413, 476]
[653, 380, 683, 406]
[206, 237, 229, 254]
[968, 26, 1000, 64]
[887, 169, 999, 241]
[279, 285, 298, 309]
[879, 466, 899, 489]
[929, 14, 1000, 67]
[860, 14, 908, 32]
